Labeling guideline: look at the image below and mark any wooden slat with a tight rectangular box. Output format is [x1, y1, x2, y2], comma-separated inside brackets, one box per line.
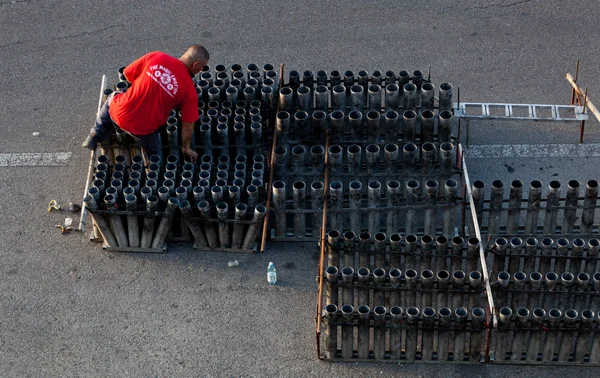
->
[566, 73, 600, 122]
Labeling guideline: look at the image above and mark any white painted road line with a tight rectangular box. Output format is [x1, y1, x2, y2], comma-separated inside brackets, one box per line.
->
[465, 143, 600, 159]
[0, 152, 72, 167]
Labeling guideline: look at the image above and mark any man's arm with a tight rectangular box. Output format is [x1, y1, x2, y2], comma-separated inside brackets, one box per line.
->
[123, 52, 155, 83]
[181, 121, 198, 162]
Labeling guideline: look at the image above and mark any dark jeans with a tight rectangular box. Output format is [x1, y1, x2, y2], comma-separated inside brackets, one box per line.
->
[95, 92, 163, 163]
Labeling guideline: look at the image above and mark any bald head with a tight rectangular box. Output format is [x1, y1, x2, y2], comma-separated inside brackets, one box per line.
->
[180, 44, 210, 75]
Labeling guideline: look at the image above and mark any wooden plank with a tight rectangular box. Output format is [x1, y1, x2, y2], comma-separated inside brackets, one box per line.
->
[566, 73, 600, 122]
[103, 246, 166, 253]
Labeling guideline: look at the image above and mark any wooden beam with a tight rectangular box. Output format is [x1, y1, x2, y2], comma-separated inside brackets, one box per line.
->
[566, 73, 600, 122]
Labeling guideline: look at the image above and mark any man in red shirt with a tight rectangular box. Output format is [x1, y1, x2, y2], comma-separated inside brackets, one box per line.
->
[83, 44, 209, 162]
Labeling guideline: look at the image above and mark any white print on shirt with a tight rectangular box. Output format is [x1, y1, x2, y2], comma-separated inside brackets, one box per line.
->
[146, 64, 179, 97]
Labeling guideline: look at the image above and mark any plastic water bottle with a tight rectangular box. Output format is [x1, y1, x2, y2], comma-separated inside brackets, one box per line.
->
[267, 262, 277, 285]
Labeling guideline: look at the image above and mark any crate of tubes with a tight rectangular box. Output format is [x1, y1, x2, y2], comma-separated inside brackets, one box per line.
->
[269, 68, 461, 241]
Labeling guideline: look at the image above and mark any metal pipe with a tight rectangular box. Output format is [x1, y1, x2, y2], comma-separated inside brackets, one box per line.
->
[424, 179, 439, 236]
[325, 266, 339, 306]
[331, 84, 346, 112]
[405, 180, 420, 235]
[451, 236, 464, 273]
[324, 303, 338, 359]
[509, 237, 523, 273]
[370, 70, 382, 85]
[591, 311, 600, 363]
[273, 146, 288, 178]
[125, 194, 140, 248]
[405, 306, 419, 361]
[329, 181, 343, 232]
[582, 180, 598, 234]
[471, 180, 486, 226]
[452, 270, 466, 309]
[386, 180, 401, 236]
[563, 180, 580, 234]
[454, 307, 468, 362]
[421, 307, 435, 361]
[383, 111, 400, 142]
[495, 307, 513, 361]
[512, 272, 527, 310]
[357, 305, 370, 359]
[328, 145, 343, 176]
[291, 145, 306, 181]
[348, 110, 363, 141]
[343, 231, 355, 268]
[367, 180, 381, 235]
[560, 272, 575, 310]
[341, 267, 354, 306]
[403, 83, 417, 111]
[384, 143, 399, 175]
[297, 86, 311, 113]
[404, 268, 418, 305]
[373, 306, 387, 358]
[310, 145, 324, 179]
[272, 180, 287, 238]
[438, 307, 452, 362]
[420, 82, 435, 111]
[278, 87, 293, 113]
[340, 304, 354, 359]
[470, 307, 485, 362]
[439, 83, 453, 111]
[330, 110, 344, 141]
[544, 272, 559, 310]
[389, 234, 401, 268]
[348, 181, 363, 233]
[368, 84, 382, 112]
[435, 236, 449, 273]
[104, 194, 128, 247]
[151, 197, 179, 249]
[350, 85, 364, 112]
[292, 181, 306, 238]
[488, 180, 505, 237]
[229, 203, 248, 249]
[438, 110, 453, 143]
[241, 205, 267, 250]
[365, 144, 380, 175]
[420, 110, 435, 143]
[467, 237, 480, 273]
[544, 181, 562, 234]
[558, 309, 578, 362]
[527, 308, 546, 362]
[587, 239, 600, 276]
[246, 185, 259, 208]
[575, 309, 595, 362]
[505, 180, 523, 235]
[366, 111, 380, 142]
[510, 307, 530, 361]
[275, 111, 290, 147]
[389, 306, 403, 360]
[347, 145, 362, 177]
[555, 237, 569, 274]
[421, 270, 434, 309]
[198, 200, 219, 248]
[311, 181, 324, 236]
[83, 195, 118, 247]
[571, 238, 585, 274]
[528, 272, 543, 309]
[329, 70, 341, 86]
[385, 83, 400, 113]
[541, 308, 562, 362]
[374, 233, 386, 268]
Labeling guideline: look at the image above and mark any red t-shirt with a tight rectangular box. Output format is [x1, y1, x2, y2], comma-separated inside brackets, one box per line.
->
[109, 51, 198, 136]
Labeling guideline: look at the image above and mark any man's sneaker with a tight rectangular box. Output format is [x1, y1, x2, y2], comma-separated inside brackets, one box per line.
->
[81, 134, 98, 150]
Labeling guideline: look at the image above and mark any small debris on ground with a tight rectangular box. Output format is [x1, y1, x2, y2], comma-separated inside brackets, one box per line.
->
[64, 218, 73, 227]
[32, 132, 40, 136]
[55, 224, 73, 234]
[47, 200, 61, 212]
[227, 260, 240, 268]
[68, 202, 81, 212]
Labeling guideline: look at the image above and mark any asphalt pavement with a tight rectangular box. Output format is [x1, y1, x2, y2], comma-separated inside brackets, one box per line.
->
[1, 0, 600, 376]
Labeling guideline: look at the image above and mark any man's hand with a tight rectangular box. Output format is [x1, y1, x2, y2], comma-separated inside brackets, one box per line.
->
[182, 147, 198, 162]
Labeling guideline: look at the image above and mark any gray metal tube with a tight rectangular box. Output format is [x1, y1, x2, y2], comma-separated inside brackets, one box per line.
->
[439, 82, 453, 111]
[420, 110, 434, 143]
[404, 268, 418, 305]
[273, 146, 288, 177]
[292, 181, 306, 238]
[140, 195, 159, 248]
[421, 82, 435, 111]
[291, 145, 307, 180]
[324, 304, 338, 359]
[340, 304, 354, 359]
[366, 111, 380, 142]
[350, 85, 364, 112]
[389, 306, 403, 360]
[405, 180, 420, 235]
[310, 145, 324, 179]
[586, 238, 600, 276]
[470, 307, 485, 361]
[348, 110, 362, 141]
[488, 179, 505, 237]
[347, 145, 362, 177]
[384, 110, 399, 142]
[272, 181, 287, 238]
[311, 181, 324, 236]
[83, 195, 118, 247]
[556, 237, 569, 274]
[404, 307, 419, 361]
[278, 87, 293, 113]
[471, 180, 486, 226]
[328, 145, 343, 176]
[315, 85, 328, 112]
[386, 180, 401, 236]
[329, 181, 343, 232]
[104, 194, 128, 247]
[403, 83, 417, 111]
[423, 179, 439, 236]
[544, 181, 562, 234]
[179, 200, 209, 248]
[467, 237, 480, 273]
[151, 197, 179, 249]
[357, 304, 370, 359]
[297, 86, 311, 113]
[330, 110, 345, 141]
[563, 180, 580, 234]
[198, 200, 219, 248]
[389, 234, 401, 268]
[453, 307, 468, 362]
[368, 181, 381, 235]
[591, 311, 600, 363]
[582, 180, 599, 234]
[510, 307, 530, 361]
[524, 180, 543, 234]
[365, 144, 380, 175]
[230, 203, 248, 249]
[572, 238, 585, 274]
[437, 307, 452, 362]
[275, 111, 290, 147]
[374, 233, 386, 268]
[558, 309, 578, 362]
[495, 307, 512, 361]
[341, 267, 354, 306]
[443, 179, 458, 236]
[325, 266, 339, 307]
[241, 205, 267, 250]
[452, 270, 466, 309]
[368, 84, 381, 112]
[451, 236, 464, 273]
[421, 270, 434, 309]
[435, 236, 449, 273]
[385, 84, 400, 112]
[509, 237, 523, 273]
[506, 180, 523, 235]
[331, 85, 346, 112]
[384, 143, 399, 175]
[125, 194, 140, 248]
[343, 231, 356, 268]
[543, 272, 559, 310]
[438, 110, 453, 143]
[527, 308, 546, 361]
[421, 307, 435, 361]
[575, 309, 595, 362]
[349, 181, 362, 232]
